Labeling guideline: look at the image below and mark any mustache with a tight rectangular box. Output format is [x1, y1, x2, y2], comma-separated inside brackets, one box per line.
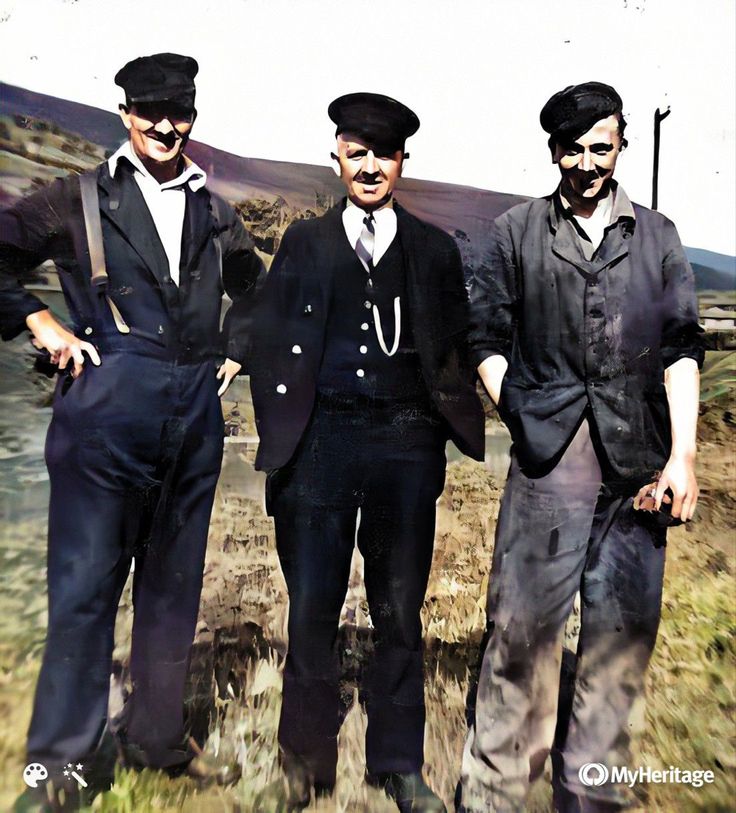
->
[355, 172, 381, 184]
[143, 128, 182, 150]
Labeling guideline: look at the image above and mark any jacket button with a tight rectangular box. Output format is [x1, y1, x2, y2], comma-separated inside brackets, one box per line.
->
[356, 369, 365, 378]
[304, 305, 313, 314]
[292, 345, 302, 354]
[364, 300, 372, 309]
[163, 275, 171, 284]
[361, 322, 369, 331]
[84, 326, 93, 335]
[359, 345, 368, 354]
[157, 325, 165, 335]
[276, 384, 287, 394]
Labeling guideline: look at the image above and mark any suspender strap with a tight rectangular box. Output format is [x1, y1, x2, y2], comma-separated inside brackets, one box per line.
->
[79, 172, 107, 289]
[79, 172, 130, 334]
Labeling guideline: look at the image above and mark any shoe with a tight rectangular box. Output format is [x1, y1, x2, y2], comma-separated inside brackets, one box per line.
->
[253, 770, 311, 812]
[14, 780, 90, 812]
[165, 739, 241, 788]
[367, 771, 447, 812]
[119, 736, 240, 788]
[172, 753, 242, 788]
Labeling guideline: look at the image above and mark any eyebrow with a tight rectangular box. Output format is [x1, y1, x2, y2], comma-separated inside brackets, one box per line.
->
[565, 142, 615, 153]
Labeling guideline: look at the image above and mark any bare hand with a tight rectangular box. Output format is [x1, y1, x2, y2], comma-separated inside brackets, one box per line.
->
[26, 310, 101, 377]
[216, 358, 242, 397]
[654, 456, 699, 521]
[634, 481, 670, 513]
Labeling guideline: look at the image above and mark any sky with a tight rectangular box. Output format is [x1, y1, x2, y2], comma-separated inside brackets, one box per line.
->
[0, 0, 734, 255]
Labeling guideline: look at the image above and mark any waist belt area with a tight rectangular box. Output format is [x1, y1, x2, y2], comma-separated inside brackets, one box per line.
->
[83, 332, 217, 364]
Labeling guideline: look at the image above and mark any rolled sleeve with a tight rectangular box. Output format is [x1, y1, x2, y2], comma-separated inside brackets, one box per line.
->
[660, 218, 705, 370]
[218, 203, 266, 367]
[0, 187, 62, 341]
[468, 216, 518, 368]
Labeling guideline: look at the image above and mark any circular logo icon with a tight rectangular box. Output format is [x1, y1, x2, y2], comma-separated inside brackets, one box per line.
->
[579, 762, 609, 786]
[23, 763, 48, 788]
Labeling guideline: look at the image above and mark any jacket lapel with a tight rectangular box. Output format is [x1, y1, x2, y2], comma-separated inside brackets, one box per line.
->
[180, 185, 214, 277]
[97, 162, 170, 288]
[549, 193, 632, 278]
[395, 202, 434, 363]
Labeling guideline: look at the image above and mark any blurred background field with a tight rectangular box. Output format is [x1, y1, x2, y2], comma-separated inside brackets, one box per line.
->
[0, 89, 734, 811]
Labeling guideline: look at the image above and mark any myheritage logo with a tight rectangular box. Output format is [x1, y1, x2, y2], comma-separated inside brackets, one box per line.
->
[579, 763, 609, 786]
[579, 763, 716, 789]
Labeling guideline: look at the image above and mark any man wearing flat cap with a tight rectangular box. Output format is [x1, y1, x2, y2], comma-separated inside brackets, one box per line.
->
[1, 53, 263, 807]
[250, 92, 484, 811]
[458, 82, 702, 812]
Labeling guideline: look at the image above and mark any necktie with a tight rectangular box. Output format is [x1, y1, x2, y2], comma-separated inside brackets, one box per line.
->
[354, 211, 401, 357]
[355, 214, 375, 272]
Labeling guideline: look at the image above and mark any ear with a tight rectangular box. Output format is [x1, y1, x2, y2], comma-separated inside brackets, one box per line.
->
[398, 153, 407, 177]
[548, 136, 560, 164]
[330, 151, 341, 177]
[118, 104, 132, 131]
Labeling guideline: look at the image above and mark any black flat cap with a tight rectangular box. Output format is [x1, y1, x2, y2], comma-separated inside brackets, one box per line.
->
[328, 92, 420, 153]
[540, 82, 623, 144]
[115, 53, 198, 108]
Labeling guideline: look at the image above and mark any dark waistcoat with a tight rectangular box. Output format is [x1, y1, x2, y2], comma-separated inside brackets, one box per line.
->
[317, 233, 429, 404]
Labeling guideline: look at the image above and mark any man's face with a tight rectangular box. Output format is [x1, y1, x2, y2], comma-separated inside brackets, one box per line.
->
[119, 102, 195, 165]
[553, 114, 623, 201]
[334, 133, 403, 209]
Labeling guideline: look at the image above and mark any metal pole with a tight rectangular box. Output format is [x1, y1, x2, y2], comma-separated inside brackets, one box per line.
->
[652, 106, 671, 210]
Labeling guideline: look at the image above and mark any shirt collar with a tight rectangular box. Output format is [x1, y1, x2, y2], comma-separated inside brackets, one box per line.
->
[551, 180, 635, 231]
[345, 195, 395, 220]
[107, 140, 207, 191]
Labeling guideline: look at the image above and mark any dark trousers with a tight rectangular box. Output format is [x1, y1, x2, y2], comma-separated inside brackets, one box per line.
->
[460, 420, 666, 812]
[270, 397, 447, 790]
[27, 352, 224, 777]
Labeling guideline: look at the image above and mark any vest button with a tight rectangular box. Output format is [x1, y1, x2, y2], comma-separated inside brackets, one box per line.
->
[157, 325, 164, 335]
[84, 327, 93, 335]
[359, 345, 368, 354]
[292, 345, 302, 354]
[361, 322, 369, 331]
[364, 300, 372, 309]
[276, 384, 287, 394]
[356, 369, 365, 378]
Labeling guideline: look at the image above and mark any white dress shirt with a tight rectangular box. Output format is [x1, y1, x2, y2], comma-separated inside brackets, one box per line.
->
[107, 141, 207, 286]
[342, 198, 398, 269]
[571, 189, 614, 251]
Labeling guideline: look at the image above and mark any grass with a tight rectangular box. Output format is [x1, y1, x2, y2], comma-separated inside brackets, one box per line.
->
[1, 440, 733, 811]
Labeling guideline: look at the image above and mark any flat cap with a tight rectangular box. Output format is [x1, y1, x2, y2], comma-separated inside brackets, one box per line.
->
[540, 82, 623, 143]
[115, 53, 198, 108]
[328, 92, 420, 153]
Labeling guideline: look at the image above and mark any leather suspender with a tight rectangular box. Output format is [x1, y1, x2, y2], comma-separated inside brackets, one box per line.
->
[79, 172, 130, 334]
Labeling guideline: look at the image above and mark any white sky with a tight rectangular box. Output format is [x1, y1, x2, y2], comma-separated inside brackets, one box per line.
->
[1, 0, 734, 254]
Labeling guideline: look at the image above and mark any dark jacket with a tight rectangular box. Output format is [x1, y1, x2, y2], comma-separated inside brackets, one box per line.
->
[250, 200, 485, 472]
[0, 161, 264, 363]
[469, 189, 703, 489]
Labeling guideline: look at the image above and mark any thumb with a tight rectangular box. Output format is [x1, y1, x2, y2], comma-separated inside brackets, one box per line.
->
[216, 364, 225, 380]
[654, 476, 668, 511]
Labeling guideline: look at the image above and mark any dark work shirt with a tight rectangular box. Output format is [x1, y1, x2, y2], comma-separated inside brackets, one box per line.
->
[469, 184, 703, 489]
[317, 233, 429, 404]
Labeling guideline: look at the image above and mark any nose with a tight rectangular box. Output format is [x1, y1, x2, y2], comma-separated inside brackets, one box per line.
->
[581, 148, 593, 172]
[154, 117, 175, 133]
[363, 150, 378, 174]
